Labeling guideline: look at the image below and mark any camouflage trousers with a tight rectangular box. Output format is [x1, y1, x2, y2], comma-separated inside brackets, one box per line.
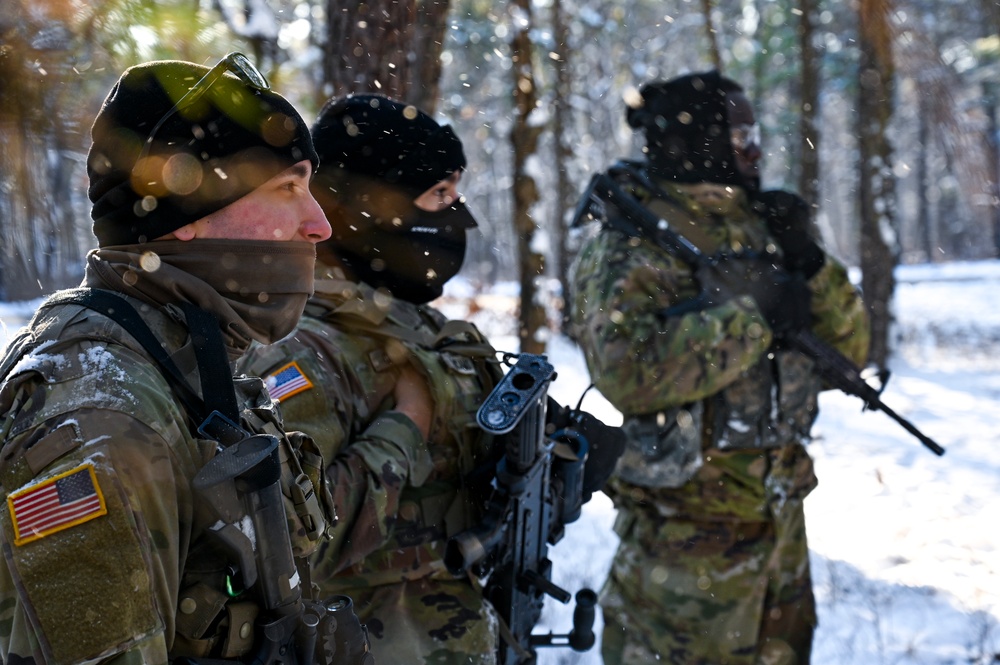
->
[336, 577, 498, 664]
[600, 499, 815, 665]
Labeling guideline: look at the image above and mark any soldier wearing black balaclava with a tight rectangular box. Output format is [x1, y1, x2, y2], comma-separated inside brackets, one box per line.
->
[628, 70, 756, 190]
[569, 71, 871, 664]
[308, 95, 478, 305]
[239, 95, 501, 664]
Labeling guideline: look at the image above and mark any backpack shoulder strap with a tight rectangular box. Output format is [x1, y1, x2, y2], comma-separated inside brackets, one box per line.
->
[24, 288, 242, 443]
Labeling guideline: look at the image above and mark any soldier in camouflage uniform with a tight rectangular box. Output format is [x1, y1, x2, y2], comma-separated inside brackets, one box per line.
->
[0, 56, 339, 663]
[569, 71, 870, 664]
[239, 95, 502, 664]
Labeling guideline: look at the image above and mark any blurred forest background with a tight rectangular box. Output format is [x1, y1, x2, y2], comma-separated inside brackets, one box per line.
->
[1, 0, 999, 364]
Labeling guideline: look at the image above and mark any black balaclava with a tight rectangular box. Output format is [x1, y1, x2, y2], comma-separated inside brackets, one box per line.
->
[626, 70, 757, 192]
[311, 94, 477, 304]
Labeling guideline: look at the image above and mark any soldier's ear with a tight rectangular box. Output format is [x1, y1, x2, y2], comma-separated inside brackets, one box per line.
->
[162, 223, 197, 241]
[166, 223, 198, 241]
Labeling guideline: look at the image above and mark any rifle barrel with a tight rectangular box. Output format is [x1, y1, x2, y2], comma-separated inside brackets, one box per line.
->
[786, 331, 945, 456]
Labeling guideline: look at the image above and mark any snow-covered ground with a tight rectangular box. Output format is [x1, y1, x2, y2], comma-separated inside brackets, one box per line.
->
[2, 259, 998, 664]
[443, 260, 1000, 665]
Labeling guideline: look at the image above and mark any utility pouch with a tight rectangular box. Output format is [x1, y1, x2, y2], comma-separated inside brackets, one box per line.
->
[239, 385, 334, 557]
[617, 403, 703, 489]
[278, 431, 332, 557]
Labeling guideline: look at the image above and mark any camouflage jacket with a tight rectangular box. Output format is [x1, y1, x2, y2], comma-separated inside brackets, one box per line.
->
[239, 276, 502, 587]
[0, 291, 333, 664]
[570, 176, 870, 522]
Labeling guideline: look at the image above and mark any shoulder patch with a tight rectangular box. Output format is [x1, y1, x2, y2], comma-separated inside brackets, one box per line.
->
[264, 361, 314, 402]
[9, 464, 108, 545]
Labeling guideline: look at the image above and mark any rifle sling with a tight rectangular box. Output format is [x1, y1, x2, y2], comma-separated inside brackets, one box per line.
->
[42, 288, 243, 444]
[592, 165, 706, 263]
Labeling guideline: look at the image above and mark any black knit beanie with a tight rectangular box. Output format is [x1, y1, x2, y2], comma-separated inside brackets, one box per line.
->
[87, 58, 318, 246]
[626, 70, 746, 188]
[311, 94, 465, 194]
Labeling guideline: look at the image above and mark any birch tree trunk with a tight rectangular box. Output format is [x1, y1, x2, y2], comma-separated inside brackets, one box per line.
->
[0, 2, 84, 300]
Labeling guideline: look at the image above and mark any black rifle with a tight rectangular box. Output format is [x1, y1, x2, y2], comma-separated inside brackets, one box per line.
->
[191, 424, 375, 665]
[573, 164, 945, 457]
[445, 353, 598, 664]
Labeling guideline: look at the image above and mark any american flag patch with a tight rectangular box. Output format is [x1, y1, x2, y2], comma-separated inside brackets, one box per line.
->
[265, 361, 313, 402]
[9, 464, 107, 546]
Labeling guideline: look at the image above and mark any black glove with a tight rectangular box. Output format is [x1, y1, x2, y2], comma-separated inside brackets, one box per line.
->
[696, 253, 812, 336]
[548, 399, 626, 499]
[761, 271, 812, 335]
[753, 190, 826, 279]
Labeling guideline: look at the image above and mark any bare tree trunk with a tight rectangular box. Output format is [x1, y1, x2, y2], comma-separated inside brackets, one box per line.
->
[938, 149, 964, 257]
[857, 0, 898, 367]
[0, 120, 43, 301]
[320, 0, 450, 110]
[915, 93, 933, 262]
[412, 0, 451, 114]
[984, 84, 1000, 257]
[797, 0, 821, 210]
[510, 0, 546, 355]
[551, 0, 573, 332]
[0, 2, 84, 301]
[701, 0, 723, 72]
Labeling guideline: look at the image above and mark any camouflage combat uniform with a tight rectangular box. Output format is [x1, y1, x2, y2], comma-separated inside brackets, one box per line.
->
[0, 267, 333, 663]
[570, 178, 870, 665]
[240, 272, 502, 664]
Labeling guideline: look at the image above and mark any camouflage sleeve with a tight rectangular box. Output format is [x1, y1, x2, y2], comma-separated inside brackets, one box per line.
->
[241, 329, 433, 575]
[570, 230, 772, 415]
[0, 373, 199, 664]
[322, 412, 432, 571]
[807, 253, 871, 367]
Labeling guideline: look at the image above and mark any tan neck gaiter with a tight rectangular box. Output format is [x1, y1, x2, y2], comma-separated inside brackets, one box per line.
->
[85, 239, 316, 356]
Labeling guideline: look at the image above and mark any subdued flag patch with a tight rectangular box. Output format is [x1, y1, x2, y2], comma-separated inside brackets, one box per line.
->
[9, 464, 107, 546]
[265, 361, 313, 402]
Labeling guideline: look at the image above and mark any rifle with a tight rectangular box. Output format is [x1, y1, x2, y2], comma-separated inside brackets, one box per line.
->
[190, 425, 375, 665]
[573, 164, 945, 457]
[445, 353, 598, 664]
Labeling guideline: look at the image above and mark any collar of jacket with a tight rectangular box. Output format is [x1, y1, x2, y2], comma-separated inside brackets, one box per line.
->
[307, 275, 392, 327]
[667, 181, 750, 217]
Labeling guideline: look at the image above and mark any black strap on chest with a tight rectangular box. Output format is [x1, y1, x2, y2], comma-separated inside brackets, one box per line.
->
[41, 288, 244, 444]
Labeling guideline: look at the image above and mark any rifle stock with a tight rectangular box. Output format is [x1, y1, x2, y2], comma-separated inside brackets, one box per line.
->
[445, 353, 597, 664]
[575, 167, 945, 457]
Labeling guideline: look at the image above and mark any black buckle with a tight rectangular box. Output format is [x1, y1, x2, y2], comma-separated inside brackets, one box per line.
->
[197, 409, 247, 446]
